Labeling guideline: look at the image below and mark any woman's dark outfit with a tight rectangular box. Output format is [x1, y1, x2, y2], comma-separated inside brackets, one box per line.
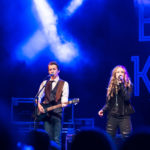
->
[102, 83, 135, 138]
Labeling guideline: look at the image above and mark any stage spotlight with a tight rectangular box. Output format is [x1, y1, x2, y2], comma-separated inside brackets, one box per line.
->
[17, 0, 78, 63]
[65, 0, 84, 16]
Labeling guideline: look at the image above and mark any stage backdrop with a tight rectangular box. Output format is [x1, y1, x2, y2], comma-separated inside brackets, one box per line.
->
[0, 0, 150, 129]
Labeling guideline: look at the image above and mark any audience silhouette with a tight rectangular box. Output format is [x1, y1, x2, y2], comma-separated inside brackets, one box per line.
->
[22, 129, 51, 150]
[120, 127, 150, 150]
[19, 129, 61, 150]
[71, 127, 116, 150]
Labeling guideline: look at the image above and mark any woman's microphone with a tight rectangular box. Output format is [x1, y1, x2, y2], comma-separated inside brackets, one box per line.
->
[118, 75, 124, 84]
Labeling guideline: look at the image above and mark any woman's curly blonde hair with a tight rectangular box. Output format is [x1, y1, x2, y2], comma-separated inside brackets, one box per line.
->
[107, 65, 132, 100]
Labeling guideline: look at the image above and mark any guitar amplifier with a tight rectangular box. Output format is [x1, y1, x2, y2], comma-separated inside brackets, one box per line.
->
[63, 104, 75, 126]
[11, 97, 36, 122]
[11, 97, 44, 136]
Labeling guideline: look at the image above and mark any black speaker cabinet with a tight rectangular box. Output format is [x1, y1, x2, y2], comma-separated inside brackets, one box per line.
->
[11, 97, 35, 122]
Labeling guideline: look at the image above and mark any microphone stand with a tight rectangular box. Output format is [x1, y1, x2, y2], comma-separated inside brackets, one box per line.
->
[33, 75, 50, 129]
[115, 80, 118, 107]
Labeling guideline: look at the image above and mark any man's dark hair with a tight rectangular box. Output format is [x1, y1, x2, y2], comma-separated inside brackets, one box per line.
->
[48, 61, 60, 70]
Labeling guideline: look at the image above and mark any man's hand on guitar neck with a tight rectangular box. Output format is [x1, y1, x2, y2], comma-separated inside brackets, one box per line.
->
[38, 103, 45, 113]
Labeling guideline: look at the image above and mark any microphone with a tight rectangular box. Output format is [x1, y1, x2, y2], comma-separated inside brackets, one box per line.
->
[47, 74, 54, 78]
[118, 75, 124, 82]
[43, 74, 54, 81]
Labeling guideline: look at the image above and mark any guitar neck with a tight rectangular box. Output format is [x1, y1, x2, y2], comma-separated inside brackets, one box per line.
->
[46, 101, 73, 112]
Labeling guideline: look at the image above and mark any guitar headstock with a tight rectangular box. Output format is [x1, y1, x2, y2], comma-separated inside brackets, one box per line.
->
[70, 98, 79, 105]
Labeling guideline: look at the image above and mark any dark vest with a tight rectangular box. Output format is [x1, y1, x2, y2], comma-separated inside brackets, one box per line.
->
[43, 79, 65, 114]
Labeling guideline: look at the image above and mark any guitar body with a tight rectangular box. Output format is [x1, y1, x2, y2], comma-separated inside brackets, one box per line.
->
[35, 104, 52, 122]
[35, 98, 79, 122]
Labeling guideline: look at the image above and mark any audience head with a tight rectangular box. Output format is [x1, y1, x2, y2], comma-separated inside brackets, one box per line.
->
[71, 127, 116, 150]
[120, 126, 150, 150]
[21, 129, 51, 150]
